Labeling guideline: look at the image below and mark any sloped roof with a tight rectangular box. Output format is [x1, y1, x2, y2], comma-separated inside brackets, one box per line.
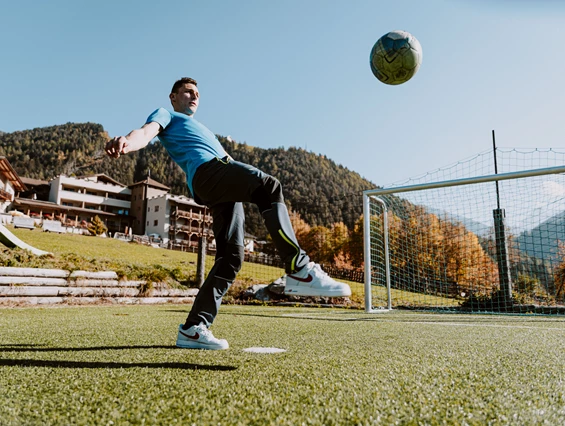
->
[20, 176, 49, 187]
[0, 157, 26, 192]
[166, 194, 203, 208]
[76, 173, 125, 186]
[129, 176, 170, 191]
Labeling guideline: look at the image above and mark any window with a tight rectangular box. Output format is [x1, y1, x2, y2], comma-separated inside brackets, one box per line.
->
[147, 207, 150, 212]
[154, 220, 158, 226]
[155, 205, 160, 212]
[146, 221, 149, 226]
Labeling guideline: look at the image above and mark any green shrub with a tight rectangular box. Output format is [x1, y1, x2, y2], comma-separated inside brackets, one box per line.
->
[87, 215, 108, 236]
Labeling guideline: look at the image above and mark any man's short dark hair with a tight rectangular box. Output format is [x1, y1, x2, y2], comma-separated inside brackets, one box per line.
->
[171, 77, 198, 94]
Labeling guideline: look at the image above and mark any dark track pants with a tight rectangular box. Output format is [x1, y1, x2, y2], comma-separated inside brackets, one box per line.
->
[185, 157, 309, 327]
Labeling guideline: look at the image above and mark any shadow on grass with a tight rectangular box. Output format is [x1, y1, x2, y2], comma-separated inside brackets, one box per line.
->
[0, 345, 176, 352]
[0, 344, 44, 347]
[0, 359, 237, 370]
[228, 311, 565, 325]
[227, 312, 368, 322]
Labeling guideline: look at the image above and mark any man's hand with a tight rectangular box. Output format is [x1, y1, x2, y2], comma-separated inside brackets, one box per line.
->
[105, 123, 161, 158]
[105, 136, 130, 158]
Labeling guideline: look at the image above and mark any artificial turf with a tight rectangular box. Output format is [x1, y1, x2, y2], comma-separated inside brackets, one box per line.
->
[1, 305, 564, 425]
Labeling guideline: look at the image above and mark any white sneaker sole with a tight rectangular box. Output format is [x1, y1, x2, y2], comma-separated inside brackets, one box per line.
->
[176, 339, 229, 350]
[284, 286, 351, 297]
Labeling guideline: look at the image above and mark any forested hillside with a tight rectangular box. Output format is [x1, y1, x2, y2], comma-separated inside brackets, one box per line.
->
[0, 123, 138, 184]
[0, 122, 376, 238]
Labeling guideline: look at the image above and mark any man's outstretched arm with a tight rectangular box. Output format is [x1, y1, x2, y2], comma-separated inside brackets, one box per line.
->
[105, 121, 162, 158]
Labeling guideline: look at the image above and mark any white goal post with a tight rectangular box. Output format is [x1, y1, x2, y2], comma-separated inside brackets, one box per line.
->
[363, 165, 565, 314]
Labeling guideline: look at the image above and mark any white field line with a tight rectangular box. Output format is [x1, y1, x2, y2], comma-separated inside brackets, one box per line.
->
[281, 313, 565, 331]
[378, 319, 565, 331]
[243, 347, 287, 354]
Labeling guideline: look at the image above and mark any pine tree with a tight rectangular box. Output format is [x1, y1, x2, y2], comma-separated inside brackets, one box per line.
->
[87, 215, 107, 236]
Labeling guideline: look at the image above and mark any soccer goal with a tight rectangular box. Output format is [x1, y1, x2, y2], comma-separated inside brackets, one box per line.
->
[364, 149, 565, 315]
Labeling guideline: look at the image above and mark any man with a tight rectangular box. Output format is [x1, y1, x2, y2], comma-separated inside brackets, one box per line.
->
[106, 77, 351, 350]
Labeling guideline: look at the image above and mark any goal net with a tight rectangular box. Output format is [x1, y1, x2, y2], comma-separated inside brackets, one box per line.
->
[364, 148, 565, 315]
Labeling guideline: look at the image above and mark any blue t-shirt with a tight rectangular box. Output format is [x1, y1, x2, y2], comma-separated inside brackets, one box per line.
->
[146, 108, 228, 195]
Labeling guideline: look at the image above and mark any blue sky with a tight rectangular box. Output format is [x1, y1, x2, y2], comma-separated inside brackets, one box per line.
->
[1, 0, 564, 187]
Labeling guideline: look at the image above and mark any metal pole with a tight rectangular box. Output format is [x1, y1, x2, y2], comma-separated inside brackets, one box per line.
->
[492, 130, 512, 309]
[493, 130, 501, 210]
[363, 194, 392, 313]
[379, 197, 392, 311]
[197, 236, 206, 288]
[363, 193, 372, 313]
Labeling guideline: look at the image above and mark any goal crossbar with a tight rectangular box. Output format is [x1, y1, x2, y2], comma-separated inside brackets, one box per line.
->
[364, 165, 565, 197]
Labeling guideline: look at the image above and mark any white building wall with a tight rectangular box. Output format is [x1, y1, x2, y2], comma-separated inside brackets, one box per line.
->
[0, 177, 14, 213]
[146, 194, 213, 244]
[145, 196, 168, 239]
[49, 176, 61, 204]
[244, 238, 254, 252]
[49, 175, 131, 212]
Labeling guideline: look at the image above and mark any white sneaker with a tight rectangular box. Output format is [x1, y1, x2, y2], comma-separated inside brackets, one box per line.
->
[284, 262, 352, 297]
[176, 324, 229, 350]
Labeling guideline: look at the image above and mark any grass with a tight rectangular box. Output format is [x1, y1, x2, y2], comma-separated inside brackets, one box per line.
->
[1, 305, 565, 425]
[9, 227, 284, 281]
[10, 226, 200, 268]
[368, 284, 461, 308]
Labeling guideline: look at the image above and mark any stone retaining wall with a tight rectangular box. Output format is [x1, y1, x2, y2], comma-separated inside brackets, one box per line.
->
[0, 267, 198, 305]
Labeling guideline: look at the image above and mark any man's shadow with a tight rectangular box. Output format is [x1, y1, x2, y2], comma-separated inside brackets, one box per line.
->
[0, 344, 237, 370]
[0, 344, 174, 352]
[0, 359, 237, 370]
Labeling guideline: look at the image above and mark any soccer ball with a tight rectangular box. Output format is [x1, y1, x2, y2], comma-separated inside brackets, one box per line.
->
[370, 30, 422, 85]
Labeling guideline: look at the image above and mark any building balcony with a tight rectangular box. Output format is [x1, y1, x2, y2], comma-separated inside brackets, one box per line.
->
[173, 209, 212, 222]
[59, 191, 130, 208]
[58, 176, 131, 195]
[170, 224, 209, 234]
[0, 188, 12, 201]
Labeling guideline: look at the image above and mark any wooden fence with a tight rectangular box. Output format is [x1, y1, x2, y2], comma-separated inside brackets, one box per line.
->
[319, 265, 364, 283]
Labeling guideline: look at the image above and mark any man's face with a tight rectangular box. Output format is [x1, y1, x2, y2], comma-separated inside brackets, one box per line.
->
[170, 83, 200, 116]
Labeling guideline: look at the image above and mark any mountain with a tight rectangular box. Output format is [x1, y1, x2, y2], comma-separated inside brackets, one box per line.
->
[515, 211, 565, 263]
[0, 122, 376, 238]
[425, 207, 492, 237]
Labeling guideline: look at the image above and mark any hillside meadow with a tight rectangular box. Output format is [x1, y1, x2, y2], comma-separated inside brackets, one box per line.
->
[1, 227, 366, 303]
[1, 227, 464, 309]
